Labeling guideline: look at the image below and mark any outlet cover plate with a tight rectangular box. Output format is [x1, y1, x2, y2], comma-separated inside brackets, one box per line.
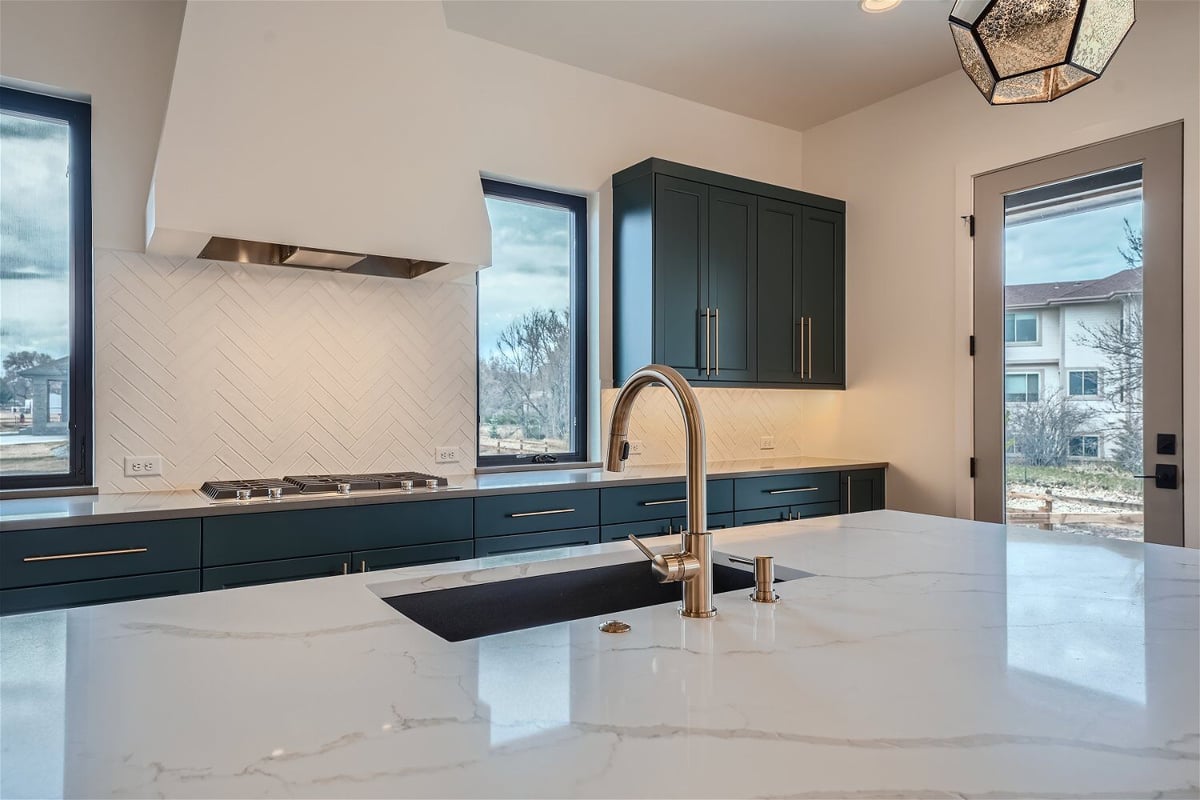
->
[435, 446, 460, 464]
[628, 440, 644, 455]
[124, 455, 162, 477]
[758, 436, 776, 450]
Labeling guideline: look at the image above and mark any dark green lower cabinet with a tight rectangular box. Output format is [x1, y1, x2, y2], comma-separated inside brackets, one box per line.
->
[353, 541, 473, 573]
[0, 570, 200, 616]
[474, 527, 600, 558]
[842, 469, 886, 514]
[734, 501, 840, 527]
[600, 512, 735, 544]
[202, 553, 351, 591]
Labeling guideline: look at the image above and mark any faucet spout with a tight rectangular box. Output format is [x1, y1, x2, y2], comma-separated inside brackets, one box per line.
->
[606, 364, 714, 618]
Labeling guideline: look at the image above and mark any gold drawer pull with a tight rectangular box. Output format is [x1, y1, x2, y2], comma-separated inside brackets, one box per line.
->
[641, 498, 685, 507]
[23, 547, 148, 563]
[766, 487, 819, 495]
[508, 508, 575, 518]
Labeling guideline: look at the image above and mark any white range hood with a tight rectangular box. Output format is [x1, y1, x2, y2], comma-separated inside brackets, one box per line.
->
[146, 1, 491, 281]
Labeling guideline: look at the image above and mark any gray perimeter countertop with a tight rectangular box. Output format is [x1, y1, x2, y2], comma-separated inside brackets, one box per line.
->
[1, 456, 887, 531]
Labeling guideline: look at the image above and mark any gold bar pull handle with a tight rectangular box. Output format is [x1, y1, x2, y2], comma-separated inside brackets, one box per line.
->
[807, 317, 814, 379]
[703, 307, 711, 376]
[360, 560, 367, 573]
[641, 498, 686, 507]
[766, 487, 819, 495]
[508, 508, 575, 518]
[23, 547, 148, 563]
[714, 307, 720, 376]
[795, 321, 804, 376]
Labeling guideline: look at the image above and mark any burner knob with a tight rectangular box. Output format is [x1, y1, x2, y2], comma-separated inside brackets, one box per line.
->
[399, 480, 414, 490]
[337, 482, 352, 495]
[268, 487, 284, 500]
[424, 479, 439, 490]
[236, 489, 252, 501]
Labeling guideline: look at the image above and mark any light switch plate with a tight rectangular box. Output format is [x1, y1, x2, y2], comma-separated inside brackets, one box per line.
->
[124, 455, 162, 477]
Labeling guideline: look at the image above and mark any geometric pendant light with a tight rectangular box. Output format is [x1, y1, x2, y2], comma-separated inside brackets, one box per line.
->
[949, 0, 1136, 104]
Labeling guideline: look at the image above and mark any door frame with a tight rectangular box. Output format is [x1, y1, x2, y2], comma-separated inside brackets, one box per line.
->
[971, 123, 1184, 544]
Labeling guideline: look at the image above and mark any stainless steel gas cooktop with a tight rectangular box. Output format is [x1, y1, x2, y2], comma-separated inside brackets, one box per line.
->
[199, 472, 449, 501]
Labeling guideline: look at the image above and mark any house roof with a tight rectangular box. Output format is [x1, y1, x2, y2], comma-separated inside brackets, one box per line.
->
[1006, 268, 1142, 308]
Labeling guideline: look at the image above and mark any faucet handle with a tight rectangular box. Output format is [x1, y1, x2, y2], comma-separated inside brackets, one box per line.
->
[628, 534, 698, 584]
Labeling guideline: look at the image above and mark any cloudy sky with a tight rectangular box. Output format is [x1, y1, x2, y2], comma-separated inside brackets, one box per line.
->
[478, 196, 573, 358]
[1005, 199, 1142, 286]
[1, 110, 72, 365]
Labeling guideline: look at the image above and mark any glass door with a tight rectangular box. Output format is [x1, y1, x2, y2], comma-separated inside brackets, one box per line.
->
[973, 124, 1184, 546]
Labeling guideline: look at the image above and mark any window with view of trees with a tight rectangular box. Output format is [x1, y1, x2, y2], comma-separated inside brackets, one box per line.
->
[477, 180, 586, 465]
[0, 88, 92, 488]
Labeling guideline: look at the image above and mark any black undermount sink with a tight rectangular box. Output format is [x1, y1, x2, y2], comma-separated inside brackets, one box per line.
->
[382, 556, 811, 642]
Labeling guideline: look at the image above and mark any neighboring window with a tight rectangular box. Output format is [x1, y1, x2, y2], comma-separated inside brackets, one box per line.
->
[0, 88, 92, 488]
[477, 180, 586, 466]
[1068, 435, 1101, 458]
[1005, 311, 1039, 343]
[1068, 369, 1100, 397]
[1005, 372, 1040, 403]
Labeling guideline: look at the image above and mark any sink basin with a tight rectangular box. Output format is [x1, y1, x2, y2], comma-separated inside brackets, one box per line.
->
[382, 555, 811, 641]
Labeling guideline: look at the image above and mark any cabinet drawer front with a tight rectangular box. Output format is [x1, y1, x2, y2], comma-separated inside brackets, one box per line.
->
[475, 490, 599, 538]
[473, 527, 600, 558]
[600, 479, 731, 524]
[202, 553, 350, 591]
[706, 512, 735, 530]
[600, 518, 675, 543]
[734, 472, 839, 509]
[202, 499, 472, 566]
[353, 541, 473, 573]
[1, 519, 200, 589]
[1, 569, 199, 616]
[733, 507, 792, 527]
[794, 501, 841, 520]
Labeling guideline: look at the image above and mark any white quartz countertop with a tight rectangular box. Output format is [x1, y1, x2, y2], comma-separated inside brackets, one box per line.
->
[2, 510, 1196, 799]
[0, 456, 885, 530]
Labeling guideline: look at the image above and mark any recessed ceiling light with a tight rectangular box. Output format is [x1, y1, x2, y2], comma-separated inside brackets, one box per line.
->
[861, 0, 902, 13]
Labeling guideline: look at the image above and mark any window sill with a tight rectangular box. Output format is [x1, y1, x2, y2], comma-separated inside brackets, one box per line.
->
[475, 461, 602, 476]
[0, 485, 99, 501]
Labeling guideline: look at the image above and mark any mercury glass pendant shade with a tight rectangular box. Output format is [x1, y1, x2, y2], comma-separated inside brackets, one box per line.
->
[949, 0, 1135, 104]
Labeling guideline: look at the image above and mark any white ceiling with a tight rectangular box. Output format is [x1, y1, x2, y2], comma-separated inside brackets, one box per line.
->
[442, 0, 963, 132]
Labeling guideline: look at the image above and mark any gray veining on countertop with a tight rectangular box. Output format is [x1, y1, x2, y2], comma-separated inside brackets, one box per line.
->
[1, 511, 1195, 799]
[0, 456, 886, 531]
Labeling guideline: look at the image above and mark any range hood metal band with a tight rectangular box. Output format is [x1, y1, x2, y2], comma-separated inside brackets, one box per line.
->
[197, 236, 447, 279]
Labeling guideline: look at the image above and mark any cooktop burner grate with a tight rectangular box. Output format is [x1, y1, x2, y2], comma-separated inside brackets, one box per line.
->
[199, 479, 302, 501]
[282, 472, 449, 493]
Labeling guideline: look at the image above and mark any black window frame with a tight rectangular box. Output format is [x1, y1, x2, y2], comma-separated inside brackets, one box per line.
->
[477, 179, 588, 468]
[0, 87, 93, 490]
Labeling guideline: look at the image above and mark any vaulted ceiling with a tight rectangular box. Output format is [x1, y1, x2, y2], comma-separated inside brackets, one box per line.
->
[442, 0, 962, 132]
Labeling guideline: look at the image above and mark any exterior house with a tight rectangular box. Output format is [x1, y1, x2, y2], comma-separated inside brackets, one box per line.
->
[1004, 268, 1142, 461]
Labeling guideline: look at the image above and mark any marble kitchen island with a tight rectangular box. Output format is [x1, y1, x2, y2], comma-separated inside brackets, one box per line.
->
[2, 510, 1197, 799]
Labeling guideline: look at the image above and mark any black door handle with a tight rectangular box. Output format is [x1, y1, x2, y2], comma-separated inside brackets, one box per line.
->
[1135, 464, 1178, 490]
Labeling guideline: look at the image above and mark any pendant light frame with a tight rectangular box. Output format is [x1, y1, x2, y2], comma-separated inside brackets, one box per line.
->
[949, 0, 1136, 105]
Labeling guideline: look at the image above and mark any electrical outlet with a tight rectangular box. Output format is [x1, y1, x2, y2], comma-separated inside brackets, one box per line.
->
[758, 436, 776, 451]
[435, 446, 460, 464]
[123, 455, 162, 477]
[628, 440, 644, 455]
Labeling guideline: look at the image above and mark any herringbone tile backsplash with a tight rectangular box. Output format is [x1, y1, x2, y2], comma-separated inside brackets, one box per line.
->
[94, 249, 805, 492]
[94, 250, 477, 492]
[600, 387, 804, 466]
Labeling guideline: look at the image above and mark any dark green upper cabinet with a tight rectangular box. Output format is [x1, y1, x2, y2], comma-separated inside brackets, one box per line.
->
[613, 158, 844, 388]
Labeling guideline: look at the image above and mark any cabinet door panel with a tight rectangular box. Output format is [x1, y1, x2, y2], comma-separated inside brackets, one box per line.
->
[733, 507, 792, 526]
[842, 469, 886, 513]
[801, 207, 846, 385]
[707, 188, 756, 381]
[0, 570, 199, 616]
[756, 198, 803, 384]
[601, 518, 675, 543]
[353, 541, 474, 573]
[653, 175, 708, 378]
[202, 553, 351, 591]
[474, 527, 600, 558]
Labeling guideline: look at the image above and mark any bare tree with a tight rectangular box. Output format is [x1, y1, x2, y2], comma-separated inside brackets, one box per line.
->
[482, 309, 571, 442]
[1007, 390, 1098, 467]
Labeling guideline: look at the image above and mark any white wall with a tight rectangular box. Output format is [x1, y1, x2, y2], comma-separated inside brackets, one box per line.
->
[798, 1, 1199, 545]
[0, 0, 185, 251]
[1, 1, 809, 490]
